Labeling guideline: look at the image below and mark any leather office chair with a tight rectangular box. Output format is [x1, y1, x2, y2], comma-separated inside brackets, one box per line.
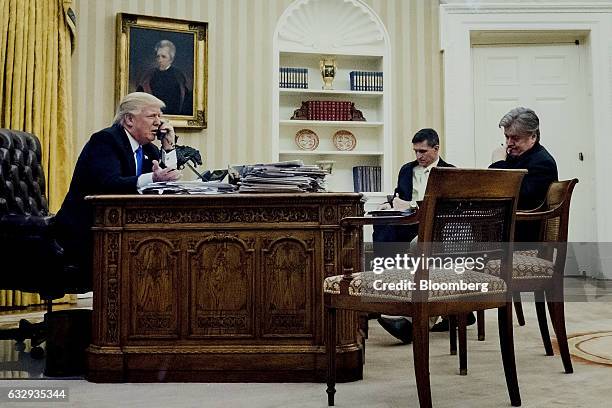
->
[0, 128, 91, 361]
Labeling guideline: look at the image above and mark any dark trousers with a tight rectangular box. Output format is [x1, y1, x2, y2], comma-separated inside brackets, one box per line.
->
[372, 224, 419, 259]
[54, 223, 93, 289]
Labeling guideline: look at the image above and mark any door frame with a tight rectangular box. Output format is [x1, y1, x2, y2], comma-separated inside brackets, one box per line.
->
[440, 2, 612, 247]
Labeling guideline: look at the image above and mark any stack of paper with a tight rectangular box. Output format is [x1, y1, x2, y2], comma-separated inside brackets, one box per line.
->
[138, 180, 236, 195]
[234, 160, 328, 193]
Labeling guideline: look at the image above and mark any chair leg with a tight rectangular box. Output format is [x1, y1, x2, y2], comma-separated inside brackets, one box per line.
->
[513, 292, 525, 326]
[413, 314, 432, 408]
[477, 310, 485, 341]
[326, 307, 337, 406]
[546, 295, 573, 374]
[449, 315, 457, 355]
[534, 290, 553, 356]
[498, 304, 521, 407]
[458, 313, 468, 375]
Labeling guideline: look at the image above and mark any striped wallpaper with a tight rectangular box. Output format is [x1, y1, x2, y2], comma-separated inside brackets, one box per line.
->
[71, 0, 443, 175]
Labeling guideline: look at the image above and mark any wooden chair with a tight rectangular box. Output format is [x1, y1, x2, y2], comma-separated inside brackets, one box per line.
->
[463, 179, 578, 374]
[324, 168, 526, 408]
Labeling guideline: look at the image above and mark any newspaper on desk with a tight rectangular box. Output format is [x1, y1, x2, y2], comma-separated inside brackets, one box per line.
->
[233, 160, 329, 193]
[138, 180, 236, 195]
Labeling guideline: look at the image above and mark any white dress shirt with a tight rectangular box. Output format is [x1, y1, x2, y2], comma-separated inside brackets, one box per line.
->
[411, 157, 439, 201]
[125, 130, 177, 188]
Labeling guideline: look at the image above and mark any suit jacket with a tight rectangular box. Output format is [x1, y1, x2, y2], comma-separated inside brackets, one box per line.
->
[373, 157, 454, 246]
[394, 157, 454, 201]
[55, 124, 161, 243]
[489, 142, 558, 210]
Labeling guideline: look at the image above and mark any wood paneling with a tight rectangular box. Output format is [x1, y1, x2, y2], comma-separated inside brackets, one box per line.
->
[87, 193, 364, 382]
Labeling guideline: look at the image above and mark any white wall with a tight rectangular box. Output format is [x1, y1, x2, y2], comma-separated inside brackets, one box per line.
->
[440, 0, 612, 277]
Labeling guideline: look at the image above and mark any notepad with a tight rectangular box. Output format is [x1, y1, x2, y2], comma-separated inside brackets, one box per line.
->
[367, 209, 416, 217]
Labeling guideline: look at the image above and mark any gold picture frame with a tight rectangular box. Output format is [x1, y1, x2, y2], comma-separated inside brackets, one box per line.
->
[116, 13, 208, 129]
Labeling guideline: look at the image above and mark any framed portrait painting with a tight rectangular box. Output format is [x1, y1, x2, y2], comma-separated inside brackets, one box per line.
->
[116, 13, 208, 128]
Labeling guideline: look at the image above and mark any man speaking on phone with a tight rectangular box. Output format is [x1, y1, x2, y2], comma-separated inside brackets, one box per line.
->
[489, 106, 558, 241]
[54, 92, 181, 278]
[489, 107, 558, 211]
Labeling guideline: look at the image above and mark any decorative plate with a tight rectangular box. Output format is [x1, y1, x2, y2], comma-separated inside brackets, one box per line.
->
[295, 129, 319, 150]
[333, 130, 356, 151]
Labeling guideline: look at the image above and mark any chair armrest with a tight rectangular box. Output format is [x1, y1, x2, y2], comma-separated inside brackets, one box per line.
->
[0, 214, 64, 273]
[0, 213, 55, 232]
[340, 212, 420, 228]
[519, 201, 546, 213]
[516, 205, 563, 222]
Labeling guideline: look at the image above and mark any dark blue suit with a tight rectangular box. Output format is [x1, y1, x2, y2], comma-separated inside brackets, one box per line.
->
[373, 158, 454, 249]
[55, 124, 161, 272]
[489, 142, 558, 241]
[489, 142, 558, 210]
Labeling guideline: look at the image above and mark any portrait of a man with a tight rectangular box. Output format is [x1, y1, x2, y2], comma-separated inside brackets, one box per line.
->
[116, 14, 208, 128]
[129, 28, 194, 116]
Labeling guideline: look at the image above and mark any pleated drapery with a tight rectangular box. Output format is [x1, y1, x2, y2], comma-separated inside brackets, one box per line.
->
[0, 0, 76, 307]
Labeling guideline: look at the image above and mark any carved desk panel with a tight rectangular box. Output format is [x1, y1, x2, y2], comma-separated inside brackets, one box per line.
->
[86, 193, 364, 382]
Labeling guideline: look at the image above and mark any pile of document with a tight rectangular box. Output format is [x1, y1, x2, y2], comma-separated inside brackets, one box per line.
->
[138, 180, 236, 195]
[235, 160, 328, 193]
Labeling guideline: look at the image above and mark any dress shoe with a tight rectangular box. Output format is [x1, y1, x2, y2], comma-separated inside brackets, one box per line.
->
[377, 317, 413, 344]
[430, 312, 476, 332]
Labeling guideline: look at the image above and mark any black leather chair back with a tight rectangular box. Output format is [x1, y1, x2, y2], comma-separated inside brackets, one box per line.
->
[0, 129, 48, 216]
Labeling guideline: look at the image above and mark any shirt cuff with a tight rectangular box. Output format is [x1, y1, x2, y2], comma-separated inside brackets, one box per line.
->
[137, 173, 154, 188]
[162, 149, 178, 169]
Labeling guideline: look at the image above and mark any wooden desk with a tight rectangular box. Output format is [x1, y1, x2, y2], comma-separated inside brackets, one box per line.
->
[86, 193, 364, 383]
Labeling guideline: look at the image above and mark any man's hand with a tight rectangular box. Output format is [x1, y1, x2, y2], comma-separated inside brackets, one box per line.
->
[152, 160, 181, 182]
[392, 197, 414, 210]
[159, 120, 177, 151]
[377, 202, 392, 210]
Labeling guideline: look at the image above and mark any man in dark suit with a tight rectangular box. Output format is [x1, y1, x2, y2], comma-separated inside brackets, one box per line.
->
[54, 92, 181, 281]
[422, 107, 559, 336]
[489, 107, 558, 241]
[137, 40, 192, 116]
[374, 128, 459, 343]
[373, 128, 453, 249]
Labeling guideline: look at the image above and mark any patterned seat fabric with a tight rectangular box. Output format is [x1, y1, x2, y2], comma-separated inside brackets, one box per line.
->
[483, 253, 554, 279]
[515, 249, 538, 257]
[323, 267, 506, 301]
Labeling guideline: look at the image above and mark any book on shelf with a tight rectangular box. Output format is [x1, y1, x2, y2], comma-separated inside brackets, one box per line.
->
[291, 100, 359, 121]
[280, 67, 308, 89]
[352, 165, 381, 192]
[349, 71, 383, 92]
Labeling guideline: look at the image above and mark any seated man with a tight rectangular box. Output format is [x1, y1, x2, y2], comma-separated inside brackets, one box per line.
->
[489, 106, 558, 239]
[419, 107, 559, 334]
[54, 92, 181, 282]
[373, 128, 453, 247]
[374, 128, 462, 343]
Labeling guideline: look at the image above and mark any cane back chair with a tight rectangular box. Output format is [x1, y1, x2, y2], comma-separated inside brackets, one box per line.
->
[323, 168, 526, 407]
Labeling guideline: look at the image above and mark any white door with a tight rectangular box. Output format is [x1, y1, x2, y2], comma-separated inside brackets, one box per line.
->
[473, 44, 596, 274]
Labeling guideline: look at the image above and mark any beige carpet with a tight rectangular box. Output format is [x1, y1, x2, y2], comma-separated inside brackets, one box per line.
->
[0, 301, 610, 407]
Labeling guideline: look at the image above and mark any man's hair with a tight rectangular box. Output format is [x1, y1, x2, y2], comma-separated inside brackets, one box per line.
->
[412, 128, 439, 147]
[499, 107, 540, 142]
[155, 39, 176, 61]
[113, 92, 165, 125]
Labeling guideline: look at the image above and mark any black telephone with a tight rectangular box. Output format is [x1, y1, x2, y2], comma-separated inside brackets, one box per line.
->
[155, 126, 169, 141]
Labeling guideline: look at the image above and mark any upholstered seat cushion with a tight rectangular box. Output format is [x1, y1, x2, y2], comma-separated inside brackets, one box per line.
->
[484, 254, 554, 279]
[323, 267, 506, 301]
